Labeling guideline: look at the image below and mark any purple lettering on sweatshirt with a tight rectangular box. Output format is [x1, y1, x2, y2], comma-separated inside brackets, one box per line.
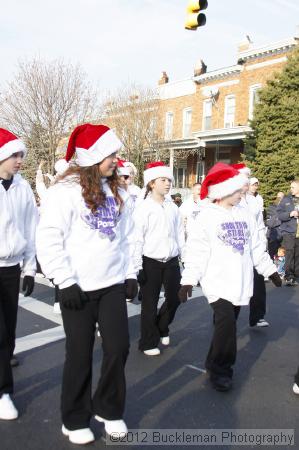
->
[217, 221, 249, 253]
[81, 196, 119, 239]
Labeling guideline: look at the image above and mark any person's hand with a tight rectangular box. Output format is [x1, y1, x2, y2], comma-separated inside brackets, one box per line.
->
[269, 272, 282, 287]
[290, 210, 299, 218]
[125, 279, 138, 299]
[137, 270, 146, 286]
[22, 276, 35, 296]
[59, 284, 88, 310]
[178, 285, 193, 303]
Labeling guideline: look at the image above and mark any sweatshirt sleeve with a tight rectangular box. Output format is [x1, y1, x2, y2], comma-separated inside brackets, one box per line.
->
[119, 196, 137, 280]
[249, 214, 277, 278]
[36, 186, 77, 288]
[132, 204, 147, 272]
[175, 207, 186, 259]
[22, 183, 38, 276]
[181, 216, 211, 286]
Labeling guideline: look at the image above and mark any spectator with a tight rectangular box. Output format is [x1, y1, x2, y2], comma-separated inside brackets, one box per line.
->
[277, 180, 299, 286]
[266, 192, 284, 260]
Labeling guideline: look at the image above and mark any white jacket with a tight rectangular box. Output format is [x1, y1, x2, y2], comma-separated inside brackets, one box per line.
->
[133, 196, 185, 271]
[36, 177, 136, 290]
[240, 194, 267, 247]
[181, 203, 277, 306]
[0, 174, 37, 275]
[179, 196, 207, 236]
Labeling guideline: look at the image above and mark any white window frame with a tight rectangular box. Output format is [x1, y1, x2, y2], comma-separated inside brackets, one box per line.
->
[165, 112, 174, 140]
[202, 100, 212, 130]
[249, 84, 262, 120]
[182, 108, 192, 138]
[224, 95, 236, 128]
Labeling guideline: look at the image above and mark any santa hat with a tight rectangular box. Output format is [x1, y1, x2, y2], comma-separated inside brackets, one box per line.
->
[60, 123, 123, 168]
[117, 159, 130, 177]
[230, 163, 251, 176]
[250, 177, 259, 185]
[0, 128, 27, 162]
[54, 159, 69, 175]
[123, 160, 137, 176]
[200, 162, 248, 200]
[144, 161, 173, 186]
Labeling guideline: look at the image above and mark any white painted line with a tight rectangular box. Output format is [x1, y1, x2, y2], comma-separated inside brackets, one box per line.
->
[15, 326, 65, 354]
[186, 364, 207, 374]
[19, 294, 63, 325]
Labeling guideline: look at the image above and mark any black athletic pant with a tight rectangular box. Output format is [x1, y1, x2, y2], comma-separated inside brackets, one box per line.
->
[0, 264, 21, 396]
[205, 298, 241, 380]
[249, 269, 266, 326]
[61, 283, 129, 430]
[139, 256, 181, 351]
[282, 234, 299, 280]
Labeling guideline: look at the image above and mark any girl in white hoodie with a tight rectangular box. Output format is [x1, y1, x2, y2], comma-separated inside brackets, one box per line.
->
[133, 162, 185, 356]
[179, 163, 281, 392]
[36, 124, 137, 445]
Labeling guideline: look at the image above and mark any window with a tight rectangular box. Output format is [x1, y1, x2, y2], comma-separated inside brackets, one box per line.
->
[182, 108, 192, 138]
[174, 159, 187, 188]
[224, 95, 236, 128]
[218, 148, 231, 164]
[165, 112, 174, 140]
[249, 84, 261, 120]
[203, 100, 212, 130]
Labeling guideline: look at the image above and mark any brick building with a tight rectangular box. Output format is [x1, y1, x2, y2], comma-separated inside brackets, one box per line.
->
[157, 33, 298, 188]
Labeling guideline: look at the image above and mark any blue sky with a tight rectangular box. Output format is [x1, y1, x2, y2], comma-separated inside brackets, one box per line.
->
[1, 0, 298, 95]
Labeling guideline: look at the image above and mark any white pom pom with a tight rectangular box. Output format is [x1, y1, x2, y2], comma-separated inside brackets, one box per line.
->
[54, 159, 69, 175]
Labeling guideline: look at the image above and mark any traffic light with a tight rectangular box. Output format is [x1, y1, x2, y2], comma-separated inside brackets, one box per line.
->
[185, 0, 208, 30]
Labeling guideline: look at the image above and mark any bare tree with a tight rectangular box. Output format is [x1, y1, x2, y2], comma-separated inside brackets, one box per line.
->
[0, 58, 98, 186]
[101, 84, 167, 187]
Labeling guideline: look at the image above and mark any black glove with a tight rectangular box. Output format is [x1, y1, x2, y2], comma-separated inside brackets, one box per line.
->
[137, 270, 146, 286]
[59, 284, 87, 310]
[178, 285, 193, 303]
[269, 272, 282, 287]
[22, 276, 35, 297]
[125, 279, 138, 300]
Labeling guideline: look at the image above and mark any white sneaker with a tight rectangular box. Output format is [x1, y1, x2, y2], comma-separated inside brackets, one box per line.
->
[62, 425, 95, 444]
[143, 348, 160, 356]
[95, 415, 128, 435]
[160, 336, 170, 346]
[256, 319, 269, 327]
[293, 383, 299, 395]
[53, 302, 61, 314]
[0, 394, 18, 420]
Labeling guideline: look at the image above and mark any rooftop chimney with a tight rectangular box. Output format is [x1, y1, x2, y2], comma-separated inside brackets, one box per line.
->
[237, 35, 253, 54]
[158, 71, 169, 85]
[194, 59, 207, 77]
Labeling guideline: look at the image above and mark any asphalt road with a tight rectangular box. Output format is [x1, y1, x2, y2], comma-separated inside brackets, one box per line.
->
[1, 278, 298, 450]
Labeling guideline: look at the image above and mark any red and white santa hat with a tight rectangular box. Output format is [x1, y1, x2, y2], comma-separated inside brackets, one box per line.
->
[117, 159, 131, 176]
[0, 128, 27, 162]
[60, 123, 123, 168]
[230, 163, 251, 176]
[144, 161, 173, 186]
[200, 162, 248, 200]
[123, 160, 137, 176]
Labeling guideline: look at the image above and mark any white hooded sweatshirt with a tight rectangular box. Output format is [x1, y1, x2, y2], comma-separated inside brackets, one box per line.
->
[0, 174, 37, 275]
[133, 195, 185, 271]
[181, 202, 276, 306]
[36, 177, 136, 291]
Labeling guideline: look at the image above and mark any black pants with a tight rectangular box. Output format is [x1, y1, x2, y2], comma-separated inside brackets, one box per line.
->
[295, 366, 299, 385]
[61, 283, 129, 430]
[268, 240, 280, 260]
[205, 298, 241, 379]
[139, 256, 181, 351]
[282, 234, 299, 280]
[0, 265, 21, 396]
[249, 269, 266, 326]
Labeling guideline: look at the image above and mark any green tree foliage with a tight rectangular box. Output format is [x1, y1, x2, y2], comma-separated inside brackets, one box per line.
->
[244, 47, 299, 205]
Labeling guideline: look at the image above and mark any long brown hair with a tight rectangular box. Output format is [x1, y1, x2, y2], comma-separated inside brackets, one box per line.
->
[56, 164, 123, 213]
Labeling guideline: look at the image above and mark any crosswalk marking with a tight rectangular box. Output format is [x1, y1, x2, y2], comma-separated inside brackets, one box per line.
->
[16, 280, 203, 355]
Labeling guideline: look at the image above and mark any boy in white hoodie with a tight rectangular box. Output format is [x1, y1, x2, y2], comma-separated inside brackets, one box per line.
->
[36, 124, 137, 444]
[133, 162, 185, 356]
[179, 163, 281, 392]
[0, 128, 37, 420]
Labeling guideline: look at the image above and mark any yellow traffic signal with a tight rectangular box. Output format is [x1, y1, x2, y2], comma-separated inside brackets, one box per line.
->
[185, 0, 208, 30]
